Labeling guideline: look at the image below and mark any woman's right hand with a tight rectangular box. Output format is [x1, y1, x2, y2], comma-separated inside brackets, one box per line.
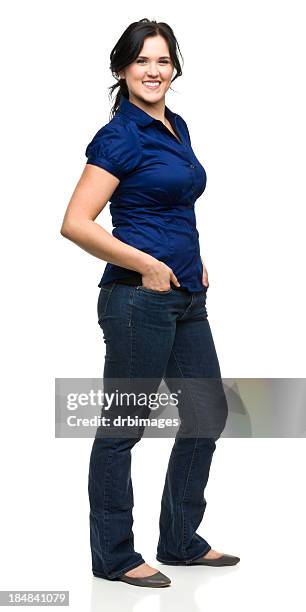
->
[141, 261, 180, 291]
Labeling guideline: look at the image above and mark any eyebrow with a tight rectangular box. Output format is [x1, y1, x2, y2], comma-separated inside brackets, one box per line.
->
[137, 55, 171, 60]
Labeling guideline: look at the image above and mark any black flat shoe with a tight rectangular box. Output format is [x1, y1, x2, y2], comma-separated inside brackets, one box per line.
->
[157, 553, 240, 567]
[185, 553, 240, 566]
[119, 570, 171, 587]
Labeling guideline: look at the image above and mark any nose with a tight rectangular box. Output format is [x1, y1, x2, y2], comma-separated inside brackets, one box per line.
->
[146, 62, 160, 78]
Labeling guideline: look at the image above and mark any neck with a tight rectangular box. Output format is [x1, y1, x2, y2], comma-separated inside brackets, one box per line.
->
[128, 93, 166, 123]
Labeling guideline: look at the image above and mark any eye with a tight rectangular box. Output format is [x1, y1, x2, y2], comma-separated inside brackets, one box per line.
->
[136, 59, 170, 64]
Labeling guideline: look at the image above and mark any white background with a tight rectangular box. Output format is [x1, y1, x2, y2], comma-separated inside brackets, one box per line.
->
[1, 1, 306, 610]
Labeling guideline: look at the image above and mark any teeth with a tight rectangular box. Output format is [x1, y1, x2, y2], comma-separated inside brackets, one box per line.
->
[143, 82, 160, 87]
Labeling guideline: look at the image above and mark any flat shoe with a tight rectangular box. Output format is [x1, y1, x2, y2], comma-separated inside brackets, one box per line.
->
[119, 570, 171, 587]
[186, 553, 240, 566]
[157, 553, 240, 567]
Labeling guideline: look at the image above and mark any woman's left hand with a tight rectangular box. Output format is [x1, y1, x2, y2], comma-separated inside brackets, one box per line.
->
[201, 257, 209, 288]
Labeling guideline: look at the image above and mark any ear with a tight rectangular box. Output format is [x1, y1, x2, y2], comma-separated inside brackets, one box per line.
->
[118, 70, 125, 79]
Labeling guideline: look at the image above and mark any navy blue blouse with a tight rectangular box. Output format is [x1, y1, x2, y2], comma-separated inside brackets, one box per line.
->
[85, 96, 207, 293]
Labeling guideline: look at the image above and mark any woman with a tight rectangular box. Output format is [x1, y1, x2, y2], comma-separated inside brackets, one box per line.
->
[61, 18, 240, 588]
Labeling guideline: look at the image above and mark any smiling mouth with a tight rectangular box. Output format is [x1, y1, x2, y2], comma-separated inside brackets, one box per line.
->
[142, 81, 161, 89]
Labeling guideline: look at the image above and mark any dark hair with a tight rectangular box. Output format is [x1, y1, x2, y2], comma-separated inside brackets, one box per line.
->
[108, 18, 184, 120]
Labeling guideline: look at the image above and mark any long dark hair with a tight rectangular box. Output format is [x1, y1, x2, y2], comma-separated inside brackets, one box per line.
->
[108, 19, 184, 120]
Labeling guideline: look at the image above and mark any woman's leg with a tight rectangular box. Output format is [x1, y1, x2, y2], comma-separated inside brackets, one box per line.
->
[157, 289, 228, 563]
[88, 283, 178, 580]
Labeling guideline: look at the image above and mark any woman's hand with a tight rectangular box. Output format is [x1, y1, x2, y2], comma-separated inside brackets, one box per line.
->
[201, 257, 209, 288]
[141, 261, 180, 291]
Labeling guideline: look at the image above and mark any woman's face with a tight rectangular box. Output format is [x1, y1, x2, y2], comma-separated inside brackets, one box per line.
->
[118, 35, 175, 105]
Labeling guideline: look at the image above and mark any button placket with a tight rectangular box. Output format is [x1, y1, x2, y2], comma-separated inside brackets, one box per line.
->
[189, 160, 197, 195]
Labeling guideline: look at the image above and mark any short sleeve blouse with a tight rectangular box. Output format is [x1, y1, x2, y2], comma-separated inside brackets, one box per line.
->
[85, 96, 207, 293]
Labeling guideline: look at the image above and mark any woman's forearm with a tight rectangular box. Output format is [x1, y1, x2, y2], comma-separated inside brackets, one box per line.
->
[60, 219, 157, 275]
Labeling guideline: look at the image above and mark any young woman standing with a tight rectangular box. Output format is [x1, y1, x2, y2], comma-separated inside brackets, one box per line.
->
[61, 19, 240, 588]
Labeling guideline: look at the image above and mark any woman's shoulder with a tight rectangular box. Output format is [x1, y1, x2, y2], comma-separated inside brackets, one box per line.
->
[85, 114, 142, 178]
[86, 113, 140, 153]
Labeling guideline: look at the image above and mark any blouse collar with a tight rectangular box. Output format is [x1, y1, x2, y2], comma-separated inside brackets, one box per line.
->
[118, 95, 177, 127]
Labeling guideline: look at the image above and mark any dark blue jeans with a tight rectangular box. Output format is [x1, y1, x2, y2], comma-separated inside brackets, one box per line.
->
[88, 283, 228, 580]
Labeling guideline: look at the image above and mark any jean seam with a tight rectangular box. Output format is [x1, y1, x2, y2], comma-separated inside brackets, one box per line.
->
[181, 438, 199, 552]
[92, 512, 108, 577]
[128, 287, 136, 380]
[128, 286, 135, 329]
[171, 347, 200, 554]
[170, 347, 199, 431]
[102, 449, 114, 572]
[102, 283, 116, 317]
[178, 293, 195, 320]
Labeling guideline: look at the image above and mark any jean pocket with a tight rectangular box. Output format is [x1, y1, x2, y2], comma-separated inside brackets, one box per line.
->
[97, 283, 116, 322]
[136, 285, 173, 295]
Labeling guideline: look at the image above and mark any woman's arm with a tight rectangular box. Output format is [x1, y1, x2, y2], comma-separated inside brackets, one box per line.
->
[60, 164, 180, 289]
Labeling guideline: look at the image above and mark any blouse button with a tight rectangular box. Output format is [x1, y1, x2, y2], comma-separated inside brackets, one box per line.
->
[190, 163, 195, 168]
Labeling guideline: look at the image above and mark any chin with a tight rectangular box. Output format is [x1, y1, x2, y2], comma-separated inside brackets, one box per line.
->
[134, 89, 164, 103]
